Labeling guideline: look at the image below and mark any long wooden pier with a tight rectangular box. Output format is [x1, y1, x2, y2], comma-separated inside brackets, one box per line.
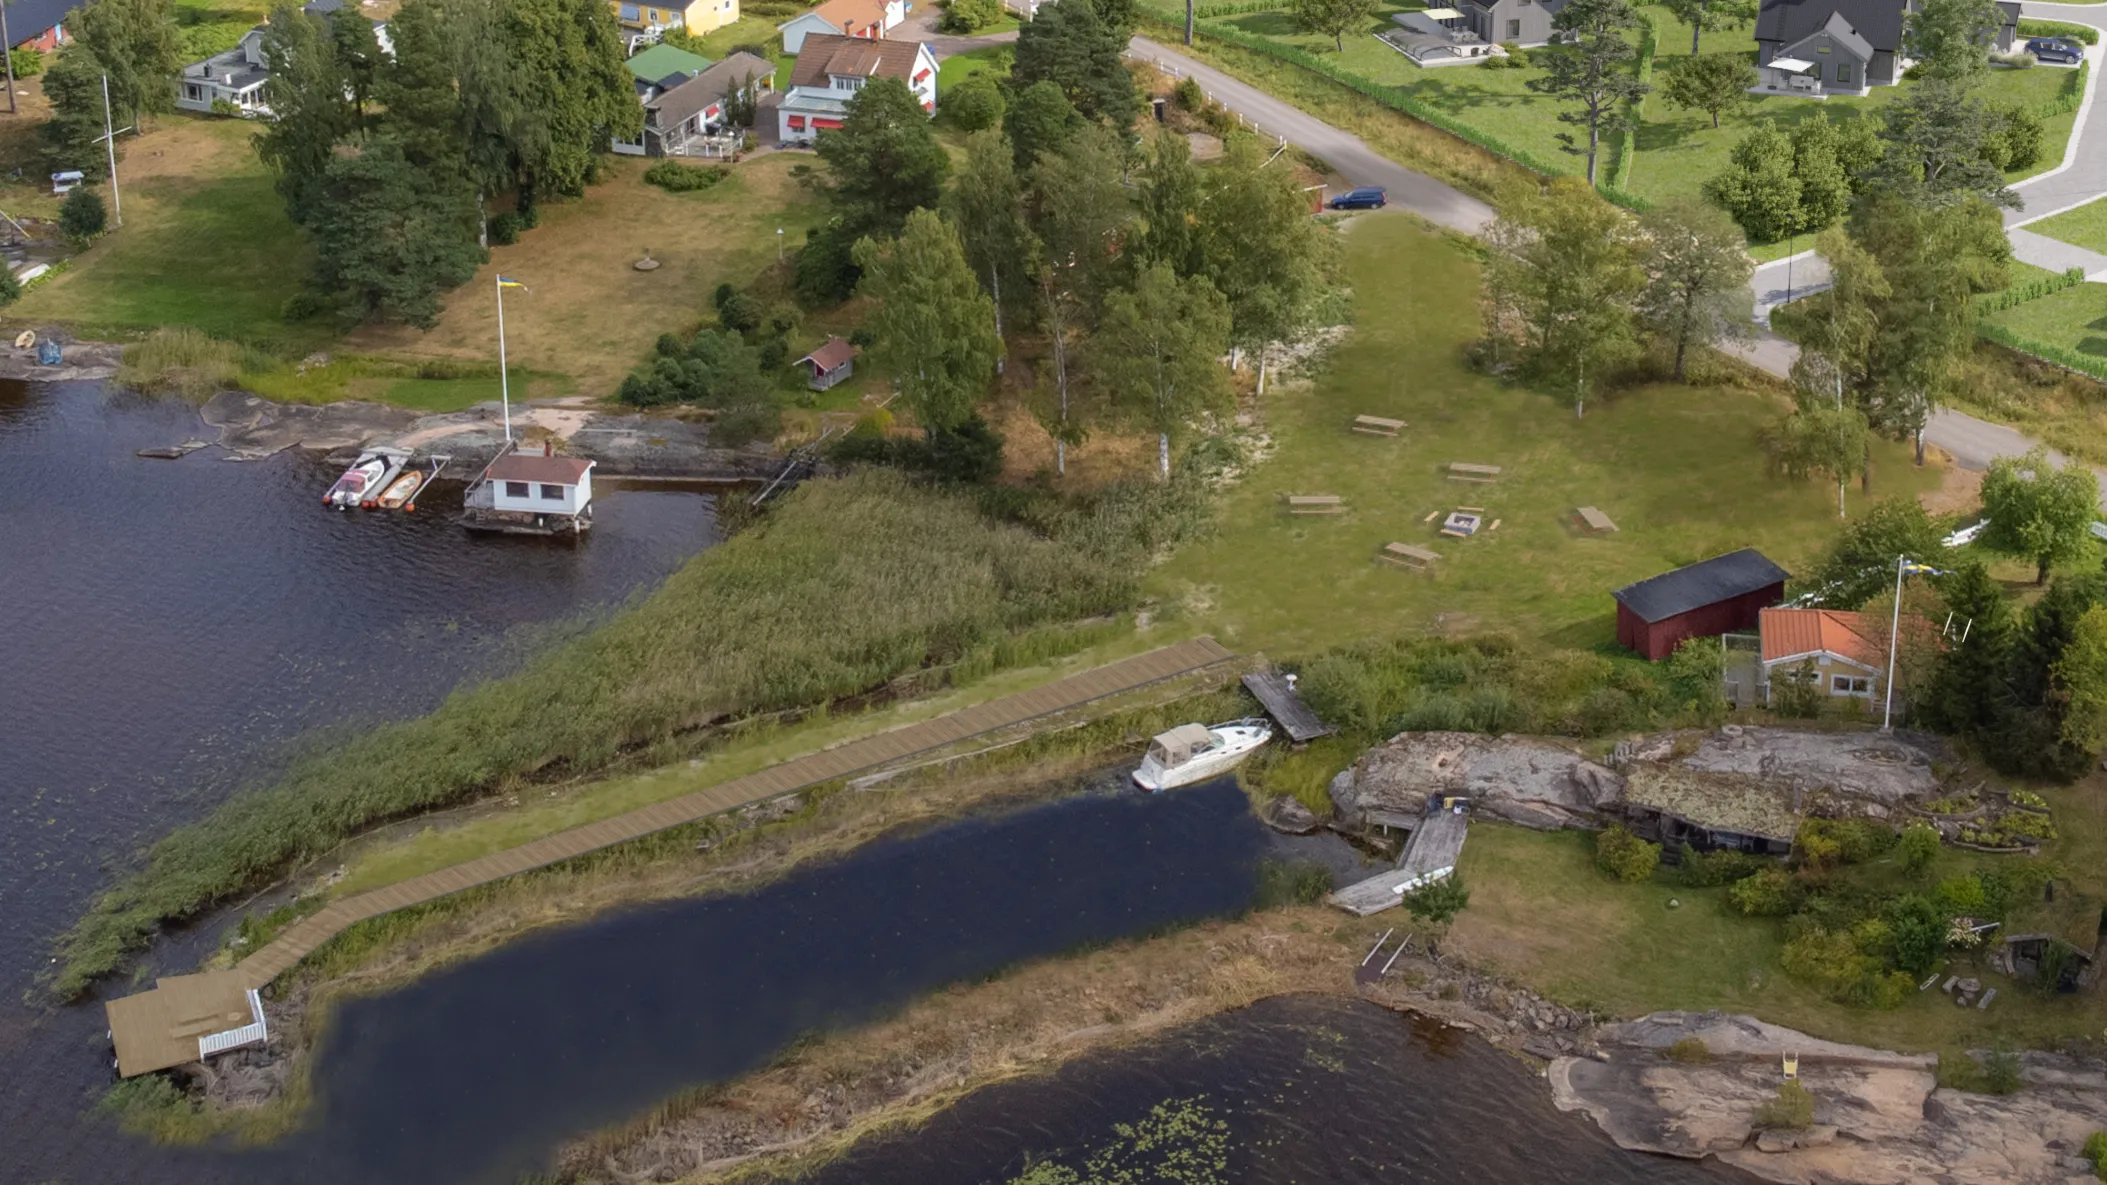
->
[107, 637, 1235, 1075]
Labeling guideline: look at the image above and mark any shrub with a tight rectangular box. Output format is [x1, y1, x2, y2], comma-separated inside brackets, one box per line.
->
[1596, 825, 1662, 883]
[2019, 18, 2099, 45]
[1780, 926, 1913, 1007]
[2082, 1130, 2107, 1178]
[1681, 849, 1769, 888]
[1402, 874, 1471, 924]
[1173, 75, 1206, 110]
[1666, 1037, 1713, 1064]
[1984, 103, 2044, 171]
[1886, 893, 1947, 975]
[1932, 874, 1987, 916]
[60, 187, 107, 244]
[644, 159, 731, 193]
[0, 266, 19, 307]
[487, 210, 523, 246]
[1898, 822, 1941, 873]
[9, 47, 44, 77]
[1800, 818, 1896, 864]
[945, 75, 1005, 132]
[715, 286, 764, 335]
[1754, 1081, 1815, 1129]
[1981, 1049, 2022, 1094]
[1253, 858, 1332, 908]
[1727, 867, 1797, 916]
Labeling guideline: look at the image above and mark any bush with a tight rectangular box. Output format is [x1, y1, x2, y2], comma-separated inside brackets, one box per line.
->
[945, 75, 1005, 132]
[0, 266, 19, 307]
[1595, 825, 1662, 882]
[715, 286, 764, 335]
[1727, 867, 1798, 916]
[1252, 859, 1332, 908]
[1981, 1049, 2022, 1094]
[1799, 818, 1896, 865]
[2020, 18, 2099, 45]
[1402, 874, 1471, 924]
[1983, 103, 2044, 171]
[1899, 822, 1941, 874]
[2081, 1130, 2107, 1178]
[643, 159, 731, 193]
[1780, 926, 1913, 1007]
[60, 186, 107, 244]
[9, 47, 44, 77]
[1932, 873, 1987, 916]
[1754, 1081, 1815, 1130]
[1666, 1037, 1713, 1064]
[1681, 848, 1769, 887]
[487, 210, 523, 246]
[939, 0, 1005, 32]
[1886, 893, 1947, 975]
[1173, 75, 1206, 110]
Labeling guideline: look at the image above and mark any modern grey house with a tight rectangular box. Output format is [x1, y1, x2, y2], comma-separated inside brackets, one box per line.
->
[1453, 0, 1574, 47]
[1378, 0, 1572, 66]
[1753, 0, 2016, 95]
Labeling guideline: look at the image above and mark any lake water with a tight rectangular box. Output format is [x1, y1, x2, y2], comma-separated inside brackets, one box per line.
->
[0, 379, 722, 1184]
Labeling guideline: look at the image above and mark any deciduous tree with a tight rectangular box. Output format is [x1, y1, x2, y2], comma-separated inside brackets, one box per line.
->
[945, 128, 1033, 350]
[258, 6, 357, 227]
[1195, 134, 1334, 376]
[1011, 0, 1138, 129]
[1292, 0, 1377, 52]
[1981, 447, 2099, 583]
[1132, 128, 1206, 278]
[1704, 122, 1801, 242]
[1659, 52, 1754, 128]
[1866, 79, 2018, 208]
[1635, 198, 1752, 380]
[1904, 0, 2004, 83]
[503, 0, 642, 198]
[1091, 262, 1232, 477]
[2054, 606, 2107, 751]
[1802, 498, 1949, 606]
[1026, 124, 1133, 472]
[1769, 365, 1869, 518]
[854, 208, 1002, 436]
[71, 0, 179, 124]
[1485, 177, 1644, 415]
[1658, 0, 1755, 53]
[1528, 0, 1649, 185]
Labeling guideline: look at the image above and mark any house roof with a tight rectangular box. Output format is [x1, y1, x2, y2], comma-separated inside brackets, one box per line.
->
[797, 335, 854, 371]
[1611, 549, 1790, 624]
[788, 34, 928, 88]
[104, 970, 261, 1078]
[650, 50, 773, 120]
[1756, 0, 1910, 54]
[1760, 608, 1881, 667]
[784, 0, 890, 34]
[489, 453, 595, 485]
[5, 0, 87, 45]
[625, 42, 713, 84]
[1793, 9, 1875, 59]
[1624, 766, 1803, 843]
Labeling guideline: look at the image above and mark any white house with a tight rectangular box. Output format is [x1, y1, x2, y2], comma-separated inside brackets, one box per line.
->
[175, 27, 271, 114]
[777, 0, 904, 53]
[487, 451, 595, 517]
[777, 33, 934, 144]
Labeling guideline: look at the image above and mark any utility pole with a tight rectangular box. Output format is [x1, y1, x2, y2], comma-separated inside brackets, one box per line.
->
[2, 2, 17, 117]
[98, 74, 125, 227]
[1881, 554, 1904, 731]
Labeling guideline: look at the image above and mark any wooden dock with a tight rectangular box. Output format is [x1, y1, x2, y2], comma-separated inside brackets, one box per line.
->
[1328, 804, 1470, 916]
[105, 636, 1238, 1075]
[1241, 671, 1334, 743]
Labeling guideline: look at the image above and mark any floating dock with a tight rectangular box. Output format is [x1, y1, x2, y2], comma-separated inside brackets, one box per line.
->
[1329, 801, 1470, 916]
[1241, 670, 1333, 743]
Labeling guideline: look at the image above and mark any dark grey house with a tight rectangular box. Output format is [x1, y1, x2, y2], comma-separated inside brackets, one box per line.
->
[1455, 0, 1574, 48]
[1754, 0, 2017, 95]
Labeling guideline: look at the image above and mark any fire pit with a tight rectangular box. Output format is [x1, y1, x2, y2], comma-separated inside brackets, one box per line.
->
[1440, 511, 1483, 537]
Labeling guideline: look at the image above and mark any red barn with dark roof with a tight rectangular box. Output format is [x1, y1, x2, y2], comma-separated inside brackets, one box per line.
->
[1612, 549, 1790, 661]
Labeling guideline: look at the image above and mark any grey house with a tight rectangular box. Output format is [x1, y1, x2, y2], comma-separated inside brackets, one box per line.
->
[1454, 0, 1574, 47]
[1754, 0, 2016, 95]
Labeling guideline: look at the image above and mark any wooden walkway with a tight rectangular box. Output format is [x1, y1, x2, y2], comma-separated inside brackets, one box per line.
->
[226, 636, 1235, 990]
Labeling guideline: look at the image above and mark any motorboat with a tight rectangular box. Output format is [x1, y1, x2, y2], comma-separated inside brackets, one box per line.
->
[1133, 718, 1273, 792]
[377, 470, 424, 510]
[325, 453, 389, 509]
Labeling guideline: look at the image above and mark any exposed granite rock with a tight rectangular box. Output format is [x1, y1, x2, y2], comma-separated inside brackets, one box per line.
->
[1264, 795, 1321, 835]
[1328, 732, 1623, 832]
[1550, 1010, 2107, 1184]
[1671, 726, 1944, 812]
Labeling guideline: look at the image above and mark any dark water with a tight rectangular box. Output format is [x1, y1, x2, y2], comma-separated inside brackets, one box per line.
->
[815, 993, 1736, 1185]
[0, 380, 721, 1183]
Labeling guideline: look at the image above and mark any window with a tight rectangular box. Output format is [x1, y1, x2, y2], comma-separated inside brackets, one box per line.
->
[620, 3, 640, 17]
[1507, 17, 1520, 36]
[1831, 675, 1871, 695]
[505, 481, 530, 498]
[1815, 44, 1830, 53]
[186, 84, 201, 101]
[1836, 62, 1852, 84]
[540, 483, 565, 500]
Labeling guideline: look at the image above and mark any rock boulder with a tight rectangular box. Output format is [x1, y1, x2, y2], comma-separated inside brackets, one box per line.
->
[1329, 732, 1623, 832]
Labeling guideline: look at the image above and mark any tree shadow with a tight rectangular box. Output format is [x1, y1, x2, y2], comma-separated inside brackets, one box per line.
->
[2079, 337, 2107, 358]
[1225, 12, 1305, 36]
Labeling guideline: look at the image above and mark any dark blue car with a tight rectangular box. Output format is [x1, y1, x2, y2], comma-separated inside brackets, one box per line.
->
[2028, 37, 2086, 65]
[1328, 186, 1388, 210]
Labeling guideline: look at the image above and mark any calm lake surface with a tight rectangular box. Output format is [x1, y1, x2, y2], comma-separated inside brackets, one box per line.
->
[0, 379, 722, 1183]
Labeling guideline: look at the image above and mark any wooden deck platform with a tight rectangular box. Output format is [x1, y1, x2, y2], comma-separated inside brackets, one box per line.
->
[107, 638, 1237, 1075]
[1328, 805, 1470, 916]
[1241, 671, 1334, 743]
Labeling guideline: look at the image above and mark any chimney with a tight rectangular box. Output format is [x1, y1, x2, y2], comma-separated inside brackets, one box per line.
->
[544, 440, 554, 457]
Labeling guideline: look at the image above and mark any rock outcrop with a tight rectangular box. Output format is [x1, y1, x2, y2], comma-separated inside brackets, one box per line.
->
[1663, 726, 1944, 816]
[1550, 1011, 2107, 1184]
[1327, 732, 1623, 832]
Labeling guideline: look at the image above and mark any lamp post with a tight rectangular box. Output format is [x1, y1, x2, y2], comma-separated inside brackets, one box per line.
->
[96, 74, 126, 227]
[776, 227, 783, 263]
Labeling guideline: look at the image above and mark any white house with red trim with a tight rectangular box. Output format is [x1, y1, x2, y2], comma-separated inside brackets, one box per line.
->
[776, 0, 904, 52]
[776, 33, 935, 144]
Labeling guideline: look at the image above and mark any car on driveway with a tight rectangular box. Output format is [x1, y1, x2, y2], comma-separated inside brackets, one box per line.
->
[2028, 37, 2086, 65]
[1329, 186, 1388, 210]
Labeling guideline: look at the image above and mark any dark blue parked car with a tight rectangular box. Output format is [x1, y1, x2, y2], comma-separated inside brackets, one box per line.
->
[1328, 186, 1388, 210]
[2028, 37, 2086, 65]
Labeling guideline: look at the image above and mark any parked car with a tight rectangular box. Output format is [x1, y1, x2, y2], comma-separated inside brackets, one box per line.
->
[2027, 37, 2086, 65]
[1328, 186, 1388, 210]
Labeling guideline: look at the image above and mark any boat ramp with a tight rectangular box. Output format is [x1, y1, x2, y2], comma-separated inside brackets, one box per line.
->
[1329, 798, 1471, 916]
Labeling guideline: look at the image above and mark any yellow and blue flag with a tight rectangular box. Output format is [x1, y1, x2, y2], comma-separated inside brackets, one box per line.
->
[1900, 561, 1946, 576]
[496, 275, 527, 290]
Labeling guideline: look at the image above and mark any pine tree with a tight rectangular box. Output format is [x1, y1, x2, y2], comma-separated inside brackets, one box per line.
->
[1011, 0, 1138, 130]
[309, 134, 486, 327]
[1528, 0, 1648, 186]
[258, 5, 356, 227]
[852, 209, 1002, 436]
[1918, 562, 2010, 736]
[818, 75, 949, 239]
[1132, 129, 1206, 278]
[38, 45, 111, 175]
[1003, 79, 1079, 173]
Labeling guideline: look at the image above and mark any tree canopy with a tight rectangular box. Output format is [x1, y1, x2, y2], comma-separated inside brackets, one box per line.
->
[1635, 198, 1752, 381]
[817, 75, 951, 239]
[1659, 53, 1755, 129]
[1091, 262, 1232, 477]
[1484, 177, 1644, 414]
[1292, 0, 1378, 51]
[1529, 0, 1648, 185]
[1903, 0, 2005, 83]
[1011, 0, 1138, 129]
[1980, 448, 2100, 584]
[854, 209, 1003, 436]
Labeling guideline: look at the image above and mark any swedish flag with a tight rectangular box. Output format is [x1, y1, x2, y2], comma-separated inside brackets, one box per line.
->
[496, 275, 527, 290]
[1900, 561, 1946, 575]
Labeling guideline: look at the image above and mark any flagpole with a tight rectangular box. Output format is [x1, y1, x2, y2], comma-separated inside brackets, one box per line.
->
[495, 274, 511, 443]
[1882, 554, 1904, 731]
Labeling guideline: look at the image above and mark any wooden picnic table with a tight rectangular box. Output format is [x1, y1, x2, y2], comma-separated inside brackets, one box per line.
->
[1576, 506, 1618, 533]
[1380, 541, 1441, 568]
[1447, 462, 1501, 483]
[1286, 494, 1346, 515]
[1352, 414, 1405, 437]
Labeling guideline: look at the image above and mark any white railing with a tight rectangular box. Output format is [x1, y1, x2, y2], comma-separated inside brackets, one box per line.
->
[196, 989, 269, 1059]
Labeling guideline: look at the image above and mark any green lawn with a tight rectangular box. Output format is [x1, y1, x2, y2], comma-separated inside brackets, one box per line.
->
[175, 0, 268, 60]
[1987, 280, 2107, 359]
[2031, 195, 2107, 255]
[938, 43, 1013, 91]
[1149, 214, 1938, 657]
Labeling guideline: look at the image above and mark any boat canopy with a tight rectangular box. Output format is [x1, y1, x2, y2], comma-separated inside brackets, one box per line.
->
[1149, 723, 1214, 766]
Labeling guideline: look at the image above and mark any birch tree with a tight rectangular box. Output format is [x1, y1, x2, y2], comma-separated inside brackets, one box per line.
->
[1091, 263, 1232, 477]
[853, 209, 1002, 436]
[945, 129, 1032, 363]
[1026, 124, 1132, 473]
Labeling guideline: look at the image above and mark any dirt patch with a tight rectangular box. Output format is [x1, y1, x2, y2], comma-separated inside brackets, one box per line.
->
[1919, 460, 1984, 517]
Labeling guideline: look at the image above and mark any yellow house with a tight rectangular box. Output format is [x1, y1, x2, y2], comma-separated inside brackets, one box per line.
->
[611, 0, 740, 37]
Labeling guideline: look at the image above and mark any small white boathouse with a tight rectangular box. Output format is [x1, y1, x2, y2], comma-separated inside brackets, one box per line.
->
[462, 443, 596, 534]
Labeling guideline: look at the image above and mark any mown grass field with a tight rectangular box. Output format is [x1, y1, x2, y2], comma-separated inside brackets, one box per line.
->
[2032, 194, 2107, 254]
[1986, 280, 2107, 359]
[1147, 213, 1938, 657]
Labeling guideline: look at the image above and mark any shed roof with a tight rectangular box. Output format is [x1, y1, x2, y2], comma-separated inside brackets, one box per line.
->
[1623, 766, 1802, 842]
[489, 454, 595, 485]
[1612, 549, 1789, 624]
[625, 42, 713, 84]
[797, 334, 854, 372]
[5, 0, 88, 45]
[788, 33, 927, 88]
[1756, 0, 1908, 53]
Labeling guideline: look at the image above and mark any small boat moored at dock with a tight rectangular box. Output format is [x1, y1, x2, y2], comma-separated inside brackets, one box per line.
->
[325, 447, 409, 510]
[1134, 718, 1273, 791]
[376, 470, 424, 510]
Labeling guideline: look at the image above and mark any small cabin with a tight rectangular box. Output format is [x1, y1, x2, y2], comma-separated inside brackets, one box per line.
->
[1612, 548, 1789, 661]
[488, 452, 594, 515]
[796, 335, 855, 391]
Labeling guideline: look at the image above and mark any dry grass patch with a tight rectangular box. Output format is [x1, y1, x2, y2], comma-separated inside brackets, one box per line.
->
[345, 153, 827, 397]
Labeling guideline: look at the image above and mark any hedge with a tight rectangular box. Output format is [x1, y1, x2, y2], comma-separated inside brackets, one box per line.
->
[1613, 11, 1659, 191]
[1976, 317, 2107, 384]
[2018, 18, 2100, 46]
[1976, 267, 2087, 314]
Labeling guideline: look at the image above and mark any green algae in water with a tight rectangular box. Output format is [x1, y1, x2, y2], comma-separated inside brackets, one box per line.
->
[1007, 1097, 1233, 1185]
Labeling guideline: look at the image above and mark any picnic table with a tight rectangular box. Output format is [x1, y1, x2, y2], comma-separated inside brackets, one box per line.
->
[1352, 415, 1405, 438]
[1286, 494, 1346, 515]
[1576, 506, 1618, 533]
[1447, 462, 1501, 483]
[1379, 541, 1441, 569]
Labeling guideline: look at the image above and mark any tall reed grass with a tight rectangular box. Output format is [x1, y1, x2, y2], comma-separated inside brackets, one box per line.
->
[116, 326, 249, 399]
[53, 470, 1162, 997]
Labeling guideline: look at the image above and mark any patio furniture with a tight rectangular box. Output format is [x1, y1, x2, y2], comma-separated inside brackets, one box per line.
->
[1352, 414, 1405, 437]
[1380, 541, 1441, 569]
[1447, 462, 1501, 483]
[1286, 494, 1346, 515]
[1576, 506, 1618, 533]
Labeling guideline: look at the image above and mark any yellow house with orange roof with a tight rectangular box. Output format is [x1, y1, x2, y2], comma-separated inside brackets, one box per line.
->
[611, 0, 740, 39]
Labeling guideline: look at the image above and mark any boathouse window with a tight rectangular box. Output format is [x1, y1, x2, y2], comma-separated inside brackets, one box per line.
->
[505, 481, 530, 498]
[539, 483, 564, 500]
